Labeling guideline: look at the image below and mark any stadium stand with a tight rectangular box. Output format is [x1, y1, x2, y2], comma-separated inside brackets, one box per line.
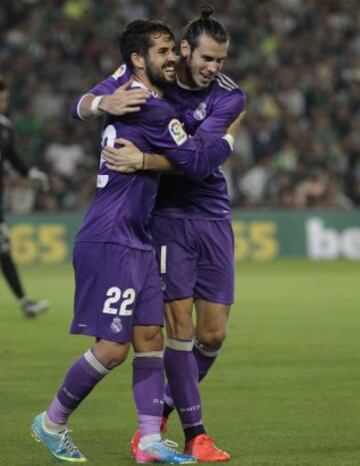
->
[1, 0, 359, 210]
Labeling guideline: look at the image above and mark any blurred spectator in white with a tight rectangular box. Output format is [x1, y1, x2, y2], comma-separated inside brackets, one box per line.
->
[44, 128, 85, 180]
[32, 83, 65, 121]
[239, 155, 273, 206]
[0, 0, 359, 211]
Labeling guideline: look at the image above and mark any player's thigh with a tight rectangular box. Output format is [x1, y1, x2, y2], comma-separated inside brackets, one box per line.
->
[71, 243, 160, 344]
[194, 220, 235, 305]
[195, 299, 231, 344]
[151, 215, 197, 301]
[165, 298, 194, 340]
[133, 250, 164, 332]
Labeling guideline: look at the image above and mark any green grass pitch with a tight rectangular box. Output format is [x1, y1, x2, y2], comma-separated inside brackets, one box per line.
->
[1, 260, 359, 466]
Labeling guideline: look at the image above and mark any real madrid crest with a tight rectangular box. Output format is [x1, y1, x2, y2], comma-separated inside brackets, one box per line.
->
[110, 317, 123, 334]
[193, 102, 207, 121]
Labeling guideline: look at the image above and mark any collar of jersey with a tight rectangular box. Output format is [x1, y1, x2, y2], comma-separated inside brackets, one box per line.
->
[131, 79, 160, 98]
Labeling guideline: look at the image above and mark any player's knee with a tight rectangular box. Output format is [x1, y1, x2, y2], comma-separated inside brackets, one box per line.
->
[105, 349, 129, 369]
[197, 328, 227, 349]
[133, 325, 164, 352]
[166, 313, 194, 340]
[142, 328, 163, 351]
[93, 340, 130, 369]
[165, 299, 194, 339]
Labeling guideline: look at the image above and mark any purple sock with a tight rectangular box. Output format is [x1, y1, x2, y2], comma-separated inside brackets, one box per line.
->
[193, 339, 220, 382]
[164, 339, 202, 428]
[47, 349, 110, 425]
[133, 354, 164, 438]
[163, 339, 219, 418]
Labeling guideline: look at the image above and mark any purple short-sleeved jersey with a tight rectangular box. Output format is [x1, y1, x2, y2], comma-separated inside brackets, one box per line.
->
[73, 73, 232, 250]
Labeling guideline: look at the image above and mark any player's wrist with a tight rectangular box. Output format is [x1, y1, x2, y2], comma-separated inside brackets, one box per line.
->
[142, 153, 149, 170]
[90, 96, 105, 116]
[222, 134, 234, 151]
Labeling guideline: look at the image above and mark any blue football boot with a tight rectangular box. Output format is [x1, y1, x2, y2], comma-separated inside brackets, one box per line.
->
[31, 412, 87, 463]
[135, 439, 197, 464]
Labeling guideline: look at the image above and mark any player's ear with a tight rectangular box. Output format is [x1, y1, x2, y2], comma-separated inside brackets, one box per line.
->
[180, 40, 191, 59]
[130, 52, 145, 70]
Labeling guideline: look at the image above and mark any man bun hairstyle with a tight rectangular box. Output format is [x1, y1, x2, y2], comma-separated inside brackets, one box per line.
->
[182, 4, 228, 50]
[118, 19, 175, 70]
[200, 4, 214, 19]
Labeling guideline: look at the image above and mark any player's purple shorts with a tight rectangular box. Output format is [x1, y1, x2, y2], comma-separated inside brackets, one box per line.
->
[151, 216, 234, 304]
[70, 242, 164, 343]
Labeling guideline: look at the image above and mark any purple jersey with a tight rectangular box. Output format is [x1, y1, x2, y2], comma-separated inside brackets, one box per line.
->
[74, 76, 232, 250]
[71, 65, 246, 221]
[156, 76, 245, 220]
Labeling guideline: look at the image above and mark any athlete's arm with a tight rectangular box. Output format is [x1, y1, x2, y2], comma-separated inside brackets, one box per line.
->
[70, 66, 148, 120]
[74, 81, 148, 120]
[103, 139, 180, 174]
[4, 124, 49, 190]
[103, 112, 245, 175]
[192, 87, 246, 147]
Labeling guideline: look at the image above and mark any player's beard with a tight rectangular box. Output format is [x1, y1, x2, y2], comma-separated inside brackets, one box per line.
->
[145, 58, 176, 89]
[186, 55, 214, 89]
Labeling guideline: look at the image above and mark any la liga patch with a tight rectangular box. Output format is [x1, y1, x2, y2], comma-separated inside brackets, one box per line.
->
[111, 64, 127, 79]
[168, 119, 187, 146]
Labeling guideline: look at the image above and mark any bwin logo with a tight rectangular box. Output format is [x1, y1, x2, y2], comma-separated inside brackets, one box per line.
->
[306, 218, 360, 260]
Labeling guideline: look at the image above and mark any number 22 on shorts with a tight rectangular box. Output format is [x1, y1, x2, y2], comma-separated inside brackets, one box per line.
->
[102, 287, 136, 316]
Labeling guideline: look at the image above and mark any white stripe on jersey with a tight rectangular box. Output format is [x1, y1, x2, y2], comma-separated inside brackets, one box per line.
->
[216, 78, 235, 92]
[218, 72, 238, 89]
[160, 245, 167, 273]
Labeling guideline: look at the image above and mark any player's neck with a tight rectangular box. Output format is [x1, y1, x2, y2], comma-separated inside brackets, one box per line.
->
[176, 60, 200, 90]
[132, 72, 164, 97]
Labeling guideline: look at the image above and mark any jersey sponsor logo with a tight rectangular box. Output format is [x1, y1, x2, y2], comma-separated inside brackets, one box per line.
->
[111, 64, 127, 79]
[110, 316, 123, 334]
[168, 119, 187, 146]
[193, 102, 207, 121]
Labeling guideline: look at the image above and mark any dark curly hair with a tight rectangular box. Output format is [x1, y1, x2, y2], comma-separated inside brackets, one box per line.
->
[118, 20, 175, 70]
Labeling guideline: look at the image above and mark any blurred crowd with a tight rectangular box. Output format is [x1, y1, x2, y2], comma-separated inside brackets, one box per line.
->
[1, 0, 359, 211]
